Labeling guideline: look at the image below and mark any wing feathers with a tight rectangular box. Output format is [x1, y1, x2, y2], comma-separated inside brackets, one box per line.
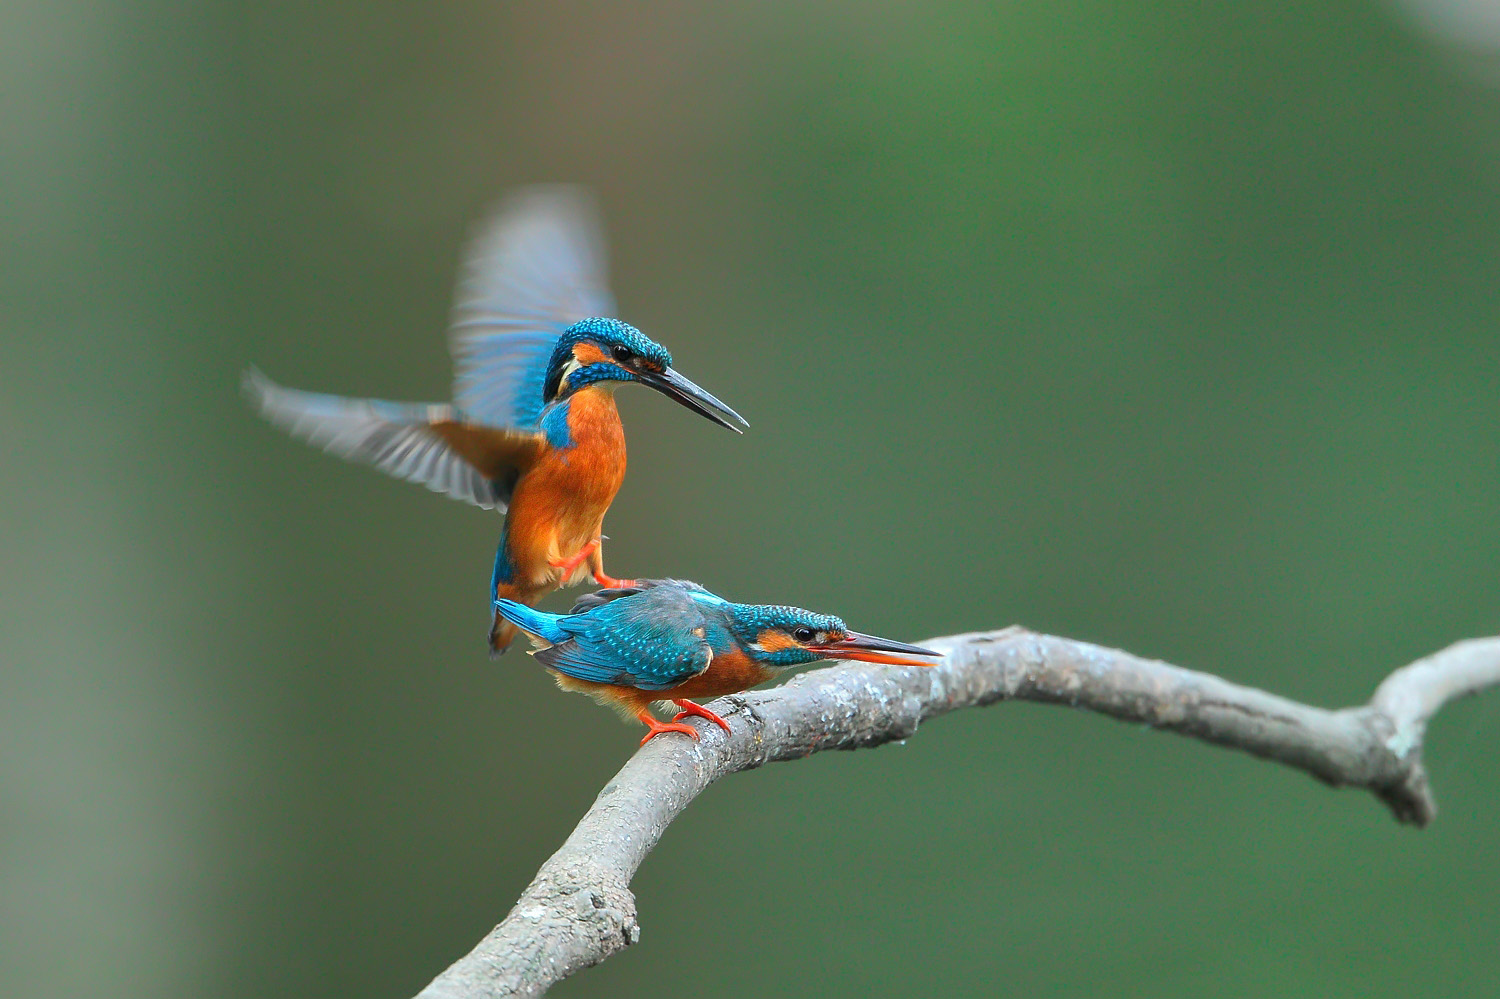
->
[426, 420, 543, 481]
[533, 641, 642, 687]
[447, 187, 616, 430]
[536, 584, 718, 690]
[243, 367, 539, 511]
[534, 638, 712, 692]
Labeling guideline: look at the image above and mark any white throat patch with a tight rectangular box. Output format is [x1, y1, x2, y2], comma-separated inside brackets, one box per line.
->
[556, 355, 585, 393]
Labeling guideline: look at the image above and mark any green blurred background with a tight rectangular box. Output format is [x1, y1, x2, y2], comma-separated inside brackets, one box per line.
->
[4, 1, 1499, 996]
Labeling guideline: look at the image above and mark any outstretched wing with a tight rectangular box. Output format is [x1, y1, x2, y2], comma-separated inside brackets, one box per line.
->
[244, 368, 542, 511]
[448, 186, 616, 431]
[536, 585, 714, 691]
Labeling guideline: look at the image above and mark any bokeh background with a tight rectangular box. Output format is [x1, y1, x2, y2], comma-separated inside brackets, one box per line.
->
[4, 2, 1500, 996]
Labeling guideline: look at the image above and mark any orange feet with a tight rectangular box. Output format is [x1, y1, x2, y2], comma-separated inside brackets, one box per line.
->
[636, 709, 698, 746]
[549, 538, 601, 583]
[672, 698, 731, 733]
[593, 571, 639, 589]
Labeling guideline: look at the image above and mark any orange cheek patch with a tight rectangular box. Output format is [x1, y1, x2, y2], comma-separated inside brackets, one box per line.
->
[756, 629, 802, 652]
[573, 343, 609, 366]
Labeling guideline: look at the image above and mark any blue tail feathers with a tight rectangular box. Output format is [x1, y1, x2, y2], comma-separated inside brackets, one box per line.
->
[493, 599, 570, 645]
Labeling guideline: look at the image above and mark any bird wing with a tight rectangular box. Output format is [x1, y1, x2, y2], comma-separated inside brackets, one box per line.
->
[535, 585, 714, 691]
[566, 578, 713, 614]
[244, 368, 543, 511]
[447, 186, 616, 431]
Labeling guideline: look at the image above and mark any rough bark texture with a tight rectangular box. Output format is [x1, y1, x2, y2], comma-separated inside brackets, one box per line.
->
[414, 628, 1500, 999]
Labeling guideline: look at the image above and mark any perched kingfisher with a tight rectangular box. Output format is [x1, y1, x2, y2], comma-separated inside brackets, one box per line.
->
[244, 188, 747, 652]
[494, 579, 941, 744]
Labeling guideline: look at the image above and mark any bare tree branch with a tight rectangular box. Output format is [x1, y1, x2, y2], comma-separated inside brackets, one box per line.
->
[413, 627, 1500, 999]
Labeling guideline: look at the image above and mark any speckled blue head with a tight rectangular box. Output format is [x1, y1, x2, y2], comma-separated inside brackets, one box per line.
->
[543, 318, 671, 401]
[542, 317, 748, 432]
[726, 604, 851, 668]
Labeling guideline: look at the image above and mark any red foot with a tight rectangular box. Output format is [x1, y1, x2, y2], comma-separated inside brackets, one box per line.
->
[549, 538, 601, 583]
[636, 709, 699, 746]
[672, 699, 731, 733]
[594, 571, 639, 589]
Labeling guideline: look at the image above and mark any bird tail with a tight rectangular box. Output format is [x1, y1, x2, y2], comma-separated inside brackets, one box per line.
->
[493, 599, 569, 650]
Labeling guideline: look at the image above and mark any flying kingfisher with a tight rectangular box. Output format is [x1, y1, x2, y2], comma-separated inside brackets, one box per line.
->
[245, 188, 746, 652]
[494, 579, 941, 744]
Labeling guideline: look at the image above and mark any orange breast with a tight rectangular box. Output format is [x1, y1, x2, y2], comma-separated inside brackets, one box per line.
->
[669, 647, 777, 700]
[504, 388, 627, 590]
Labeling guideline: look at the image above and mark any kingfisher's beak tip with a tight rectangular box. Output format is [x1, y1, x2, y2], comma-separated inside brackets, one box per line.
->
[810, 631, 943, 668]
[643, 367, 747, 433]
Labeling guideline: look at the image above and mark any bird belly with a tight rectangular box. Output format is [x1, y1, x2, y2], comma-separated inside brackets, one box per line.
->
[549, 671, 655, 720]
[503, 390, 627, 590]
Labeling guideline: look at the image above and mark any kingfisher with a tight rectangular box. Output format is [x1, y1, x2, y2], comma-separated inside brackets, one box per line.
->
[244, 187, 747, 652]
[494, 579, 941, 744]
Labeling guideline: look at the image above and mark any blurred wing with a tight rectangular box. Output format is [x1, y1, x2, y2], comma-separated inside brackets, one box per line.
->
[537, 586, 714, 690]
[244, 368, 541, 512]
[448, 186, 616, 431]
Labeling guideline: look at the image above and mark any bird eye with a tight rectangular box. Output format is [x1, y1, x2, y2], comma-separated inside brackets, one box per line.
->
[792, 627, 815, 643]
[611, 345, 633, 363]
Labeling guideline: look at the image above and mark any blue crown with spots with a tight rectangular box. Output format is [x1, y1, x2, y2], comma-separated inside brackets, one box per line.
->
[728, 604, 849, 667]
[543, 318, 673, 400]
[740, 605, 846, 635]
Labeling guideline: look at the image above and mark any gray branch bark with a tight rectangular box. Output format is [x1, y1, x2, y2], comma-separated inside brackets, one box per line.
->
[413, 627, 1500, 999]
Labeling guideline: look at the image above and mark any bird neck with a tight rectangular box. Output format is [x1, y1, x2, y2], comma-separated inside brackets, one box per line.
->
[538, 386, 622, 451]
[708, 606, 750, 654]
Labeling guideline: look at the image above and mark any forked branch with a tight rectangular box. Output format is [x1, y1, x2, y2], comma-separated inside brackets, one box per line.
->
[414, 628, 1500, 999]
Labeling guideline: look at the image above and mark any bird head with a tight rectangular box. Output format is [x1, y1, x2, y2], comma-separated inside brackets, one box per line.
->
[732, 605, 941, 669]
[543, 318, 747, 432]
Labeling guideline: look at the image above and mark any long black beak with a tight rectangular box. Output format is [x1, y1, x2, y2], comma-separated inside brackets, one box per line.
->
[807, 631, 943, 668]
[638, 367, 749, 433]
